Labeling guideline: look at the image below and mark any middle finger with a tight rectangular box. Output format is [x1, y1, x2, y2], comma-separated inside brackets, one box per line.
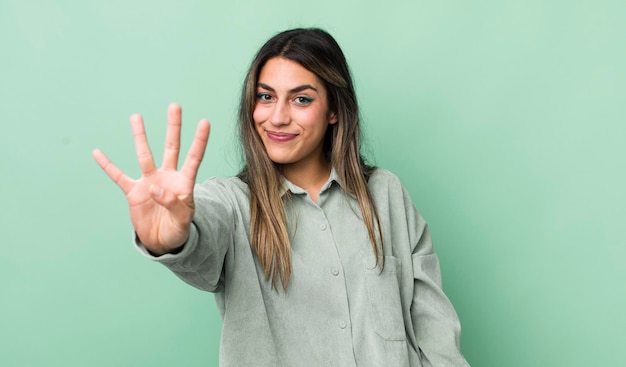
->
[162, 103, 182, 170]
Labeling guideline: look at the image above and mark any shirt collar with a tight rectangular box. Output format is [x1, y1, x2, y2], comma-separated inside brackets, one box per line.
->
[280, 166, 341, 197]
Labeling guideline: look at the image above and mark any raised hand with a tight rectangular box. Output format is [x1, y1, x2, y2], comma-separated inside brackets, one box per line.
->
[93, 104, 210, 255]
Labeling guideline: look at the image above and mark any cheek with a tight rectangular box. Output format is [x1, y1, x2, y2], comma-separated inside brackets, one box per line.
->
[252, 104, 267, 124]
[301, 109, 330, 130]
[252, 110, 266, 138]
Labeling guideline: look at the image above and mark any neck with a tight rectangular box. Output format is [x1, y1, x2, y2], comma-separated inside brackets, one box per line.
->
[279, 157, 331, 203]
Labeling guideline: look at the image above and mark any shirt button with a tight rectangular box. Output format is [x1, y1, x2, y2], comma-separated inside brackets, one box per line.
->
[339, 321, 347, 329]
[320, 224, 327, 231]
[331, 268, 340, 276]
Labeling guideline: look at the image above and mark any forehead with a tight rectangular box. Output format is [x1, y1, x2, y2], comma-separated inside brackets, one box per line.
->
[257, 57, 323, 89]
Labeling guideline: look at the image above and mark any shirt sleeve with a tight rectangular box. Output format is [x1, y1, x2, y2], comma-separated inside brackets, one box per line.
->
[407, 191, 470, 366]
[133, 179, 236, 293]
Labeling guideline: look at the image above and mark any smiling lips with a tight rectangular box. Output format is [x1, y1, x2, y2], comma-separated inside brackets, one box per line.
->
[266, 131, 298, 143]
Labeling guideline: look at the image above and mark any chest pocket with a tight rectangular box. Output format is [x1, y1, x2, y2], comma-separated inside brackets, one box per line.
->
[364, 255, 406, 341]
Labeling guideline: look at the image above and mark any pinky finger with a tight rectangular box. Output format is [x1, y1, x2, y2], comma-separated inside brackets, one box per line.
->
[92, 149, 134, 194]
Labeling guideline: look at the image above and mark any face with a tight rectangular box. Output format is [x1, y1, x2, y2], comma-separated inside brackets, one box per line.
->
[253, 57, 337, 171]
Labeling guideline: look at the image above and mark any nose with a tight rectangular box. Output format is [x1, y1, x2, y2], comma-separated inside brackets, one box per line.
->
[269, 100, 290, 126]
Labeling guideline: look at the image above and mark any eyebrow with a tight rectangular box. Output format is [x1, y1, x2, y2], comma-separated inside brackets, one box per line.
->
[257, 83, 318, 94]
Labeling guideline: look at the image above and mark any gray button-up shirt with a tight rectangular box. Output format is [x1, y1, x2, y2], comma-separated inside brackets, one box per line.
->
[136, 168, 470, 367]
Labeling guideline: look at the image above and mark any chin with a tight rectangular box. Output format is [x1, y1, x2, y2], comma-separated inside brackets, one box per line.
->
[267, 156, 293, 165]
[264, 149, 295, 165]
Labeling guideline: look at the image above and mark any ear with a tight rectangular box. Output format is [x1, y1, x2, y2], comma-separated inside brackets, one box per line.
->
[328, 111, 338, 125]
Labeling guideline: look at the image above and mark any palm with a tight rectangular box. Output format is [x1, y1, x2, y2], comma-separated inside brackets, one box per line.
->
[93, 104, 210, 255]
[125, 169, 194, 249]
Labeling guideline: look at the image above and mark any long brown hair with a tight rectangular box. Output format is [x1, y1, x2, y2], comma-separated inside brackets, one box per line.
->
[238, 28, 384, 289]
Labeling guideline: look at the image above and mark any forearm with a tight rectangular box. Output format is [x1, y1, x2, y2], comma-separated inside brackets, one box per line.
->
[135, 221, 227, 292]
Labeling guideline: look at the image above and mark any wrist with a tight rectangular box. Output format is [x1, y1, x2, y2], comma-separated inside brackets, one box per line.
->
[136, 232, 189, 257]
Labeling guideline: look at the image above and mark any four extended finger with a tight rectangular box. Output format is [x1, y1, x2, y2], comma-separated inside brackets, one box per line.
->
[181, 119, 210, 181]
[92, 149, 134, 194]
[162, 103, 182, 170]
[130, 114, 157, 176]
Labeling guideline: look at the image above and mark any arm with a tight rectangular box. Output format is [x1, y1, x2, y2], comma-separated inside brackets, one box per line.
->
[134, 180, 236, 292]
[407, 194, 470, 366]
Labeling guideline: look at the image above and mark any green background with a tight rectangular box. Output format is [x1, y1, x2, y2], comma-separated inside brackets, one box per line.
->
[1, 0, 624, 366]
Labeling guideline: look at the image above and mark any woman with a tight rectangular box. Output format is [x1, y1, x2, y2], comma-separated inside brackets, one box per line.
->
[93, 28, 470, 367]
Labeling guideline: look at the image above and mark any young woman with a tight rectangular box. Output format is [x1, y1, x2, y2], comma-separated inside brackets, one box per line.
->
[93, 28, 470, 367]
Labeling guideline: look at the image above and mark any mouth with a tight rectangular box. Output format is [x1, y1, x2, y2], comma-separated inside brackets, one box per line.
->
[266, 130, 298, 143]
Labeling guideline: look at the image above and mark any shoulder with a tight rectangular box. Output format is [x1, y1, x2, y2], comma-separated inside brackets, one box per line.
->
[191, 176, 251, 221]
[194, 176, 250, 204]
[367, 167, 405, 193]
[368, 167, 419, 212]
[199, 176, 249, 191]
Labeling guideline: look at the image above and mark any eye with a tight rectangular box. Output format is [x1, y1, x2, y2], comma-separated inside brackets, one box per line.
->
[257, 93, 273, 103]
[294, 96, 314, 106]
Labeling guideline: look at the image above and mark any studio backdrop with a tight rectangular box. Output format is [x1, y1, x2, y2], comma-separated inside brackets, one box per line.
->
[1, 1, 624, 366]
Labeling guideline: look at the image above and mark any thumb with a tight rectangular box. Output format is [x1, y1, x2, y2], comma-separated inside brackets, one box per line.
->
[149, 184, 193, 220]
[149, 184, 165, 199]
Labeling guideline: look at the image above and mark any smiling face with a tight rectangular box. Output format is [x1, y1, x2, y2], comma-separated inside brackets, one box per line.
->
[253, 57, 337, 174]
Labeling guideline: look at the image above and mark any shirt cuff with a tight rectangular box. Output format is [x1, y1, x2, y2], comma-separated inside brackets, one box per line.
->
[133, 224, 199, 265]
